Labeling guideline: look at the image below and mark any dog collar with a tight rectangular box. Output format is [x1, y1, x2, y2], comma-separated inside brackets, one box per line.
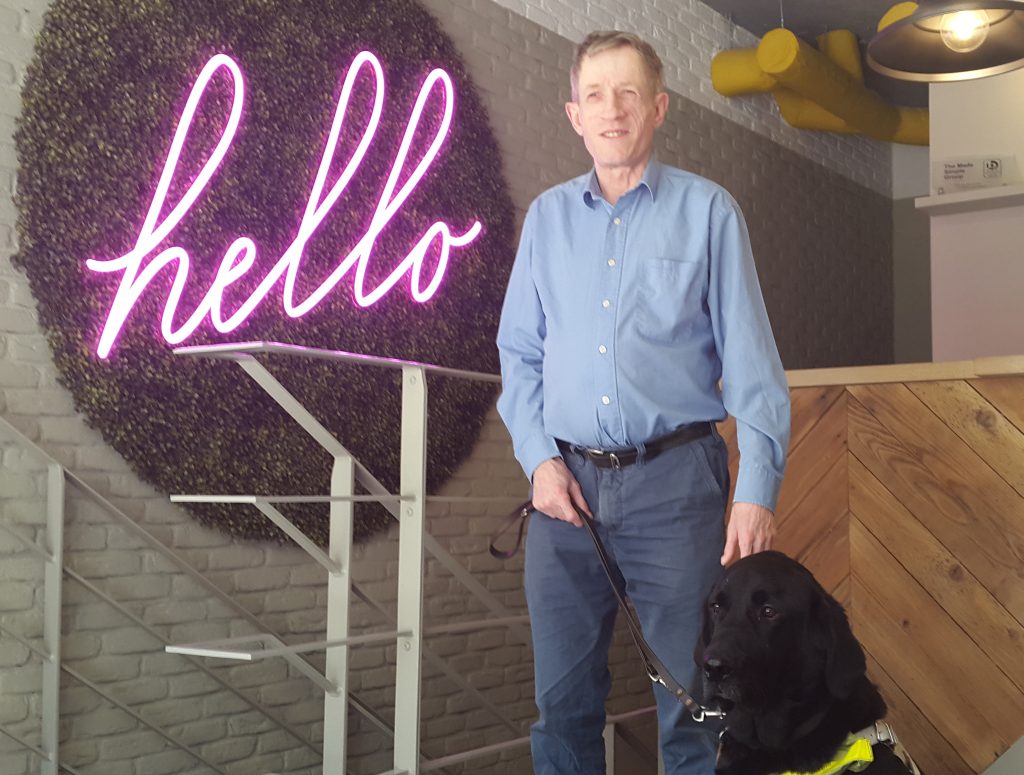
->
[776, 733, 874, 775]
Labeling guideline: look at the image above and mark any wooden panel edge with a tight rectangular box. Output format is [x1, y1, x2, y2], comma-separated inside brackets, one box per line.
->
[785, 355, 1024, 388]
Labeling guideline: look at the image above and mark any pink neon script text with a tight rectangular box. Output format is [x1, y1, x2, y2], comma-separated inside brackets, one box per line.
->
[87, 52, 483, 358]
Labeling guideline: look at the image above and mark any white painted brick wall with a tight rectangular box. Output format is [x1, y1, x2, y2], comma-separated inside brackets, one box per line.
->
[491, 0, 894, 196]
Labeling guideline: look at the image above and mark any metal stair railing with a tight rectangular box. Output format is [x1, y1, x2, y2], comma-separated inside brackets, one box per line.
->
[165, 341, 537, 775]
[0, 435, 62, 775]
[2, 343, 659, 774]
[0, 416, 329, 772]
[0, 416, 431, 771]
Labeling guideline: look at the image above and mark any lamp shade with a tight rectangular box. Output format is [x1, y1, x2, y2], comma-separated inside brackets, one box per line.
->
[867, 0, 1024, 81]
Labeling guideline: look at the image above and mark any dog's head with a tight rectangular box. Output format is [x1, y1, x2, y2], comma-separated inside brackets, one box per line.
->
[694, 551, 866, 723]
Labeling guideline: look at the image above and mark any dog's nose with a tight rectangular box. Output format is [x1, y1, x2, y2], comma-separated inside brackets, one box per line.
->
[703, 657, 730, 682]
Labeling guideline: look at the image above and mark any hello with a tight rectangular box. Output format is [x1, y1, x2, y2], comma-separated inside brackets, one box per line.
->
[87, 51, 482, 358]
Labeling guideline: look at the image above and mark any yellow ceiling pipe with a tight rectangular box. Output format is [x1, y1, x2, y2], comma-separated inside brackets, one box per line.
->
[769, 30, 869, 135]
[772, 88, 860, 135]
[712, 48, 779, 96]
[711, 27, 929, 145]
[757, 28, 904, 137]
[816, 29, 863, 81]
[711, 33, 878, 136]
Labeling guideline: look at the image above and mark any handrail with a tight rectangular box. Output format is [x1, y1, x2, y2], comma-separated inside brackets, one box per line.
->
[0, 726, 51, 763]
[61, 664, 229, 774]
[0, 622, 50, 661]
[174, 341, 503, 383]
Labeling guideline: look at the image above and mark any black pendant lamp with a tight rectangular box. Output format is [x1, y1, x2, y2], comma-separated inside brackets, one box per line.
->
[867, 0, 1024, 81]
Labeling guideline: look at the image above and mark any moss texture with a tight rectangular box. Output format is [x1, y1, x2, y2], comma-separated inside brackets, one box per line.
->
[14, 0, 516, 543]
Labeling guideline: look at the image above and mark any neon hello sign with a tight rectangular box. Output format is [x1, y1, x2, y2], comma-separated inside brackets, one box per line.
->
[87, 52, 483, 358]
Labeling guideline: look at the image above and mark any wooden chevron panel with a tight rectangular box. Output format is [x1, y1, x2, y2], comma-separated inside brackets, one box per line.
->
[970, 375, 1024, 432]
[845, 378, 1024, 775]
[863, 650, 970, 775]
[851, 519, 1024, 771]
[847, 384, 1024, 623]
[721, 386, 849, 601]
[722, 371, 1024, 774]
[908, 380, 1024, 498]
[849, 455, 1024, 693]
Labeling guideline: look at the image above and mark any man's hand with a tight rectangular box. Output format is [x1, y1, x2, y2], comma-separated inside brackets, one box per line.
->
[721, 501, 775, 566]
[531, 457, 591, 527]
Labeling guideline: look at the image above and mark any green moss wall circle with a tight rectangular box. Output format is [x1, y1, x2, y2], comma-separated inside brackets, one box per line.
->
[14, 0, 516, 543]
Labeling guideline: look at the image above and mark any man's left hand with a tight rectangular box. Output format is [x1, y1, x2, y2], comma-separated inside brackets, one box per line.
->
[721, 501, 775, 566]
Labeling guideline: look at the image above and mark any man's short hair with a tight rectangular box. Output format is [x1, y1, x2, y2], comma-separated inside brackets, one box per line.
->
[570, 31, 666, 101]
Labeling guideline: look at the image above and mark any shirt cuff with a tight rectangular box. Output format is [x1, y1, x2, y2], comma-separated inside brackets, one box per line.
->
[732, 463, 783, 512]
[517, 434, 562, 482]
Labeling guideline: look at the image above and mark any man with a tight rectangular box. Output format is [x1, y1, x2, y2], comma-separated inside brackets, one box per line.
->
[496, 31, 790, 774]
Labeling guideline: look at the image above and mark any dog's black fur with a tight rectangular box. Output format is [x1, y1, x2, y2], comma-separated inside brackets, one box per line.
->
[694, 551, 906, 775]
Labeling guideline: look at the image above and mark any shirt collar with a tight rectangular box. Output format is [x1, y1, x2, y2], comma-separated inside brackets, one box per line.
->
[581, 156, 663, 208]
[642, 157, 662, 200]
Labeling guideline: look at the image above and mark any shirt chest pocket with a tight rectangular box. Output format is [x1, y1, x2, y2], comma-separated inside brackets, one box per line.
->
[633, 256, 708, 342]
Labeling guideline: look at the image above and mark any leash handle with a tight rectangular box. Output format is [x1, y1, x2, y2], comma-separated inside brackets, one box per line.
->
[488, 500, 534, 560]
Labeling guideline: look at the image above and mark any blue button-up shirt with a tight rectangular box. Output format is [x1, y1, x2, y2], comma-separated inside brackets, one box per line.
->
[496, 159, 790, 510]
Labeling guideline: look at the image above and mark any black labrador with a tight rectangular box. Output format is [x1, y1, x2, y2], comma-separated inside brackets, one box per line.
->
[694, 551, 917, 775]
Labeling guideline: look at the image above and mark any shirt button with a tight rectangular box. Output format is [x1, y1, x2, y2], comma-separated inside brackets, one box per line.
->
[598, 345, 607, 354]
[613, 217, 621, 225]
[602, 299, 611, 308]
[601, 395, 611, 405]
[607, 259, 616, 267]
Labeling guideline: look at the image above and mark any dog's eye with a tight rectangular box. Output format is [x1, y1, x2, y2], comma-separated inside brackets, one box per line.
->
[759, 605, 777, 619]
[710, 602, 722, 616]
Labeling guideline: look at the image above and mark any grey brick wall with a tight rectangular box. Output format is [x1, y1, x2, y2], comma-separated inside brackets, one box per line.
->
[489, 0, 894, 197]
[0, 1, 894, 774]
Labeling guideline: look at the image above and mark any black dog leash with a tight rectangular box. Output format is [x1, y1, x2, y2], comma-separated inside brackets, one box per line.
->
[488, 500, 534, 560]
[490, 501, 725, 723]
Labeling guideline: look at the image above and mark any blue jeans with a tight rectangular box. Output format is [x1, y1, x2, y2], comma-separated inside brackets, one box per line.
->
[525, 431, 729, 774]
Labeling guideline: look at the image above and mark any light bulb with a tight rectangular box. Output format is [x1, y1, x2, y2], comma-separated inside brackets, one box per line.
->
[939, 10, 990, 53]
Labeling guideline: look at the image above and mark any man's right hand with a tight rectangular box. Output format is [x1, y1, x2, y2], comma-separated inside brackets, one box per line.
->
[531, 457, 591, 527]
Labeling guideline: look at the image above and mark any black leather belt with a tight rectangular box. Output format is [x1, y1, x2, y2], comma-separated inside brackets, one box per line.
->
[557, 422, 713, 470]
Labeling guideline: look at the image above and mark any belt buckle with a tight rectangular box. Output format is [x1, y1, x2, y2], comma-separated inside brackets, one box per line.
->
[586, 447, 622, 470]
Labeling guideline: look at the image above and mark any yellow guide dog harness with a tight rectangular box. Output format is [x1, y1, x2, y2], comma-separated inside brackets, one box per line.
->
[778, 735, 874, 775]
[777, 721, 922, 775]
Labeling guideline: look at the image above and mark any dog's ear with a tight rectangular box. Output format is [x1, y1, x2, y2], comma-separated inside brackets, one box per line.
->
[812, 588, 865, 698]
[693, 597, 713, 668]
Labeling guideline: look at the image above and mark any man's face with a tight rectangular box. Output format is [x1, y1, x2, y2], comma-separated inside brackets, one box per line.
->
[566, 46, 668, 176]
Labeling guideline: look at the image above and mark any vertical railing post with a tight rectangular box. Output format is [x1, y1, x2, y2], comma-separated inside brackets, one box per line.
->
[394, 365, 427, 774]
[42, 463, 64, 775]
[322, 454, 354, 775]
